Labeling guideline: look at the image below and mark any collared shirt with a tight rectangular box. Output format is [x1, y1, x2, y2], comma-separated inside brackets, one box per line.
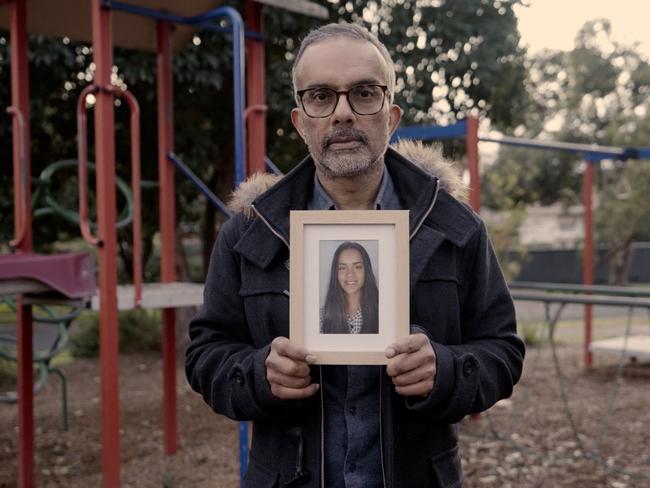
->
[319, 308, 363, 334]
[346, 309, 363, 334]
[308, 166, 401, 488]
[310, 166, 402, 211]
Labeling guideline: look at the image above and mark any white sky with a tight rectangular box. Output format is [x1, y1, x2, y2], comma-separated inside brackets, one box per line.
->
[514, 0, 650, 58]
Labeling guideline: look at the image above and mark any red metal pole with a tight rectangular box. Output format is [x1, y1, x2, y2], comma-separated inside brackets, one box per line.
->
[109, 87, 143, 307]
[156, 21, 178, 455]
[77, 85, 103, 247]
[91, 1, 121, 486]
[583, 162, 594, 368]
[246, 0, 266, 175]
[466, 115, 480, 212]
[10, 1, 34, 487]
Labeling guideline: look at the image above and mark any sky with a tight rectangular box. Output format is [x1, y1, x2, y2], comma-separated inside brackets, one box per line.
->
[514, 0, 650, 58]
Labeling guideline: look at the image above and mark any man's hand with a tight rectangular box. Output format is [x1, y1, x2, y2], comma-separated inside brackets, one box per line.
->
[266, 337, 319, 400]
[385, 333, 437, 397]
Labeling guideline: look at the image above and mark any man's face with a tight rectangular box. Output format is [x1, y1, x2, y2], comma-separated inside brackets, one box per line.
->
[291, 38, 402, 179]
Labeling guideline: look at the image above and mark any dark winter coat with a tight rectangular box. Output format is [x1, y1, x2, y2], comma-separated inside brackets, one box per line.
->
[185, 142, 525, 487]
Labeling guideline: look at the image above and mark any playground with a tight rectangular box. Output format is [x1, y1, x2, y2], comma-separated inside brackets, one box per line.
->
[1, 328, 650, 487]
[2, 0, 650, 487]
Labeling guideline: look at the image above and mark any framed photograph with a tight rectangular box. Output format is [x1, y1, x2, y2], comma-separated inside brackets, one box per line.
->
[289, 210, 410, 365]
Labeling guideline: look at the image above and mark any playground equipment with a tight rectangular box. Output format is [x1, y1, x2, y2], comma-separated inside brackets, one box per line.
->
[393, 120, 650, 368]
[0, 1, 327, 487]
[3, 1, 646, 486]
[0, 297, 81, 431]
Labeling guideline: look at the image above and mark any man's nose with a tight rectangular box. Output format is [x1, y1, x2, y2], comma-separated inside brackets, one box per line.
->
[332, 93, 355, 124]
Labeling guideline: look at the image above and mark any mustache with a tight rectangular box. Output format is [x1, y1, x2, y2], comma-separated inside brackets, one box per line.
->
[322, 127, 369, 150]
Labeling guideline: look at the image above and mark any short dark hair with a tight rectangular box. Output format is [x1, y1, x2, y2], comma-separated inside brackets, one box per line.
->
[292, 23, 396, 103]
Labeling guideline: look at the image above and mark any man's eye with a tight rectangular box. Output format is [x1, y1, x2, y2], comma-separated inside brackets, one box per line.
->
[311, 90, 333, 102]
[355, 86, 377, 98]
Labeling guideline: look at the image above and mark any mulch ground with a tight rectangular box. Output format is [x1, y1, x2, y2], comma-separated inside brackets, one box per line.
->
[1, 344, 649, 487]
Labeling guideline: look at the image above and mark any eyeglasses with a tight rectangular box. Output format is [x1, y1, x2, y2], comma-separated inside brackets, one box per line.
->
[296, 84, 389, 118]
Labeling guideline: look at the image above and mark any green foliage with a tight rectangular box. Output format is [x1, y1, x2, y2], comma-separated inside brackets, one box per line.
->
[1, 1, 528, 270]
[70, 309, 161, 358]
[595, 162, 650, 283]
[0, 356, 17, 387]
[484, 202, 527, 280]
[483, 17, 650, 278]
[265, 0, 529, 169]
[482, 147, 582, 209]
[518, 321, 544, 347]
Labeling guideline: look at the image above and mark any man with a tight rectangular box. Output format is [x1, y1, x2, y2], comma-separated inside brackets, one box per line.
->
[186, 23, 524, 487]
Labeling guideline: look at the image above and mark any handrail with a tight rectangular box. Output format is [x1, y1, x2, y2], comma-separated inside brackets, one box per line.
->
[264, 157, 283, 176]
[244, 104, 267, 123]
[7, 106, 28, 248]
[509, 281, 650, 298]
[77, 84, 143, 307]
[77, 85, 103, 247]
[101, 1, 247, 186]
[511, 291, 650, 308]
[106, 86, 143, 308]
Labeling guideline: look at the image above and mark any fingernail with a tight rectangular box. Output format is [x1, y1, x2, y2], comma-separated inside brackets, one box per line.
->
[305, 354, 317, 364]
[385, 348, 396, 358]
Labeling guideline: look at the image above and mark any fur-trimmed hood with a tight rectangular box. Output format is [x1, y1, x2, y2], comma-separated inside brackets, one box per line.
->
[227, 139, 467, 214]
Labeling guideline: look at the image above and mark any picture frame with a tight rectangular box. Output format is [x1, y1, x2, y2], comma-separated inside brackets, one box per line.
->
[289, 210, 410, 365]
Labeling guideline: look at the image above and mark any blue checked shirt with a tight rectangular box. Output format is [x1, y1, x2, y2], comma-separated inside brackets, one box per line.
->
[308, 166, 402, 488]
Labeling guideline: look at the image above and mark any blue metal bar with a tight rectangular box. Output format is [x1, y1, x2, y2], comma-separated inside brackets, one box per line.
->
[265, 157, 283, 176]
[636, 148, 650, 159]
[102, 1, 247, 187]
[101, 0, 189, 24]
[167, 153, 232, 218]
[215, 8, 246, 187]
[392, 120, 467, 143]
[104, 1, 264, 40]
[239, 422, 249, 484]
[479, 135, 628, 160]
[391, 121, 650, 162]
[509, 281, 650, 298]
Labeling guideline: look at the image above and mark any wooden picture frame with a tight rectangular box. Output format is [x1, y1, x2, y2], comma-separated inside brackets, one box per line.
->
[289, 210, 410, 365]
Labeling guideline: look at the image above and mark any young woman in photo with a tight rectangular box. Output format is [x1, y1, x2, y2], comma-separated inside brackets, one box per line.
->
[321, 241, 379, 334]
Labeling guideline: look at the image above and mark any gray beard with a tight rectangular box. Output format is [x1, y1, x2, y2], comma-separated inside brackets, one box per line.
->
[315, 151, 382, 179]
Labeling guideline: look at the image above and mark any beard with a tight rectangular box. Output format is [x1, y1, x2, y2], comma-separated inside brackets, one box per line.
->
[309, 127, 386, 179]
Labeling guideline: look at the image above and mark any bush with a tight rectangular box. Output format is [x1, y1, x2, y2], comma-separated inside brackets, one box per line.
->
[518, 321, 545, 347]
[70, 309, 162, 358]
[0, 356, 17, 388]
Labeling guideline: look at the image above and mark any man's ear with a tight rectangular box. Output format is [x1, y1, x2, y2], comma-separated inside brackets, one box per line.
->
[291, 108, 307, 142]
[388, 104, 403, 135]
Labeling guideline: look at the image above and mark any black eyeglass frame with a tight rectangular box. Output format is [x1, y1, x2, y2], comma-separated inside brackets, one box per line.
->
[296, 84, 390, 118]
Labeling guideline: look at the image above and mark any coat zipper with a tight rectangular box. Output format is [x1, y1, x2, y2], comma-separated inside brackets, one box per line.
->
[252, 177, 439, 248]
[252, 179, 439, 488]
[409, 178, 440, 241]
[251, 203, 290, 248]
[319, 366, 325, 488]
[379, 369, 387, 488]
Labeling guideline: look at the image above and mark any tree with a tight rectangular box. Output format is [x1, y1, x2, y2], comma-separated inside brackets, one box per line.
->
[264, 0, 529, 169]
[2, 1, 529, 274]
[481, 19, 650, 283]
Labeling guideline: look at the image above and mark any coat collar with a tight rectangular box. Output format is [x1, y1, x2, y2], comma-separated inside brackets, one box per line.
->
[234, 148, 479, 271]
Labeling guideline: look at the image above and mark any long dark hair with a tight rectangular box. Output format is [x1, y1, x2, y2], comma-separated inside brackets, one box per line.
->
[322, 241, 379, 334]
